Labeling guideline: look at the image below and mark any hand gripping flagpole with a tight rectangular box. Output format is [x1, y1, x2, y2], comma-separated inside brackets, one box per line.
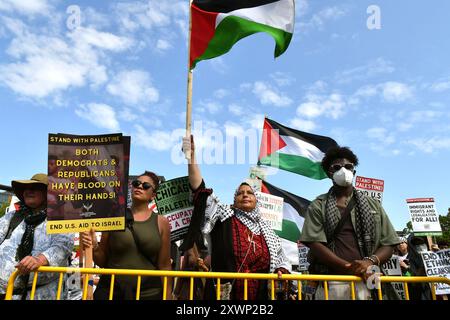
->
[185, 0, 193, 161]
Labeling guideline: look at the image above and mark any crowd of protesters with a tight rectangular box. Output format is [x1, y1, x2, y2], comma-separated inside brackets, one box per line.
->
[0, 138, 447, 301]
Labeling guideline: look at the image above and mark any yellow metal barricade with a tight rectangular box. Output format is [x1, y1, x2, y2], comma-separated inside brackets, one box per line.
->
[4, 266, 450, 300]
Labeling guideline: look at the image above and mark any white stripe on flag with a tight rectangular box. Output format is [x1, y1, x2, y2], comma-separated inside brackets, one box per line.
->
[281, 238, 299, 266]
[283, 202, 305, 231]
[216, 0, 294, 32]
[278, 134, 325, 162]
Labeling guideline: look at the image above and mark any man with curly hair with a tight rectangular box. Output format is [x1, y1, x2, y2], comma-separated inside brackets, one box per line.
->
[300, 146, 399, 300]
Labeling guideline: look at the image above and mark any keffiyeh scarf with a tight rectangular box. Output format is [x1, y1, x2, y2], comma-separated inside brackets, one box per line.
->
[213, 184, 288, 273]
[324, 187, 375, 257]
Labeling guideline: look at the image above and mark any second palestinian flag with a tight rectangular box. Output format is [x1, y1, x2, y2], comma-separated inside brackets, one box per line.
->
[258, 117, 339, 180]
[261, 179, 310, 266]
[190, 0, 295, 69]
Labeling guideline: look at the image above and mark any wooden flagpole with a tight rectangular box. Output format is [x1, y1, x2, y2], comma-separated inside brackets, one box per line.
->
[185, 0, 194, 160]
[79, 233, 94, 300]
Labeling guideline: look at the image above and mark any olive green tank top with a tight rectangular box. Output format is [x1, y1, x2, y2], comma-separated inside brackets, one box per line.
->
[107, 212, 162, 299]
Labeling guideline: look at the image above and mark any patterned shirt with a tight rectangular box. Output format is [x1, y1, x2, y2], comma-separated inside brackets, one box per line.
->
[0, 209, 74, 300]
[232, 217, 269, 300]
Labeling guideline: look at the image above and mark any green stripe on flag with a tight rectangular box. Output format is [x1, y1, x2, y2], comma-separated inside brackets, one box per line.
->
[259, 153, 328, 180]
[275, 219, 300, 242]
[194, 15, 292, 66]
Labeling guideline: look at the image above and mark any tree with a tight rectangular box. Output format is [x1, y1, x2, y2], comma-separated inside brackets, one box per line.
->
[402, 221, 413, 235]
[0, 202, 8, 218]
[436, 210, 450, 245]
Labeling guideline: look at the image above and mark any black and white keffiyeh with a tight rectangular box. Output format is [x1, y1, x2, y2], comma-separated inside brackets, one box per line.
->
[203, 183, 289, 273]
[324, 187, 375, 257]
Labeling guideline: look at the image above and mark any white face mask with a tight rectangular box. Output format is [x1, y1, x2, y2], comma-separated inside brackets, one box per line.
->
[332, 168, 354, 187]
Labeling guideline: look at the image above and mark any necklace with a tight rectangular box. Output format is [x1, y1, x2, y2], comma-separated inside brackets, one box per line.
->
[246, 230, 261, 253]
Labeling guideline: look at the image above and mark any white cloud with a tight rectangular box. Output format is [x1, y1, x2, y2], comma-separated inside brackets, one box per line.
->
[228, 103, 244, 116]
[119, 108, 139, 122]
[156, 39, 172, 51]
[245, 113, 266, 130]
[208, 57, 229, 74]
[75, 103, 120, 131]
[407, 137, 450, 153]
[0, 25, 135, 99]
[270, 72, 295, 87]
[0, 0, 50, 16]
[335, 58, 395, 84]
[107, 70, 159, 108]
[213, 89, 229, 99]
[133, 124, 177, 151]
[297, 93, 346, 119]
[69, 27, 133, 52]
[114, 1, 188, 41]
[252, 81, 292, 107]
[397, 110, 443, 132]
[349, 82, 414, 106]
[366, 127, 395, 145]
[224, 122, 245, 137]
[381, 82, 414, 103]
[289, 118, 317, 132]
[82, 7, 111, 29]
[199, 101, 222, 114]
[299, 5, 348, 33]
[296, 0, 309, 17]
[430, 79, 450, 92]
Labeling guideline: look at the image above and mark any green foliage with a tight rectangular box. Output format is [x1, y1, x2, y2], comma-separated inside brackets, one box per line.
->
[0, 202, 8, 218]
[436, 209, 450, 244]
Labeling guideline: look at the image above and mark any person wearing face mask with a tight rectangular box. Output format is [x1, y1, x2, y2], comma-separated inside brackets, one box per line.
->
[300, 146, 399, 300]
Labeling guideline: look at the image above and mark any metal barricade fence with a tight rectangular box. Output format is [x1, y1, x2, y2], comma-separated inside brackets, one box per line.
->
[4, 266, 450, 300]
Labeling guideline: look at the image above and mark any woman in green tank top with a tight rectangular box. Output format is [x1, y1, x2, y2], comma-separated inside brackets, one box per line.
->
[81, 171, 172, 300]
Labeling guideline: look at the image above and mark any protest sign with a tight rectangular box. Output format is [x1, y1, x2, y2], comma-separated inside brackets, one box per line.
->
[155, 176, 193, 242]
[406, 198, 442, 236]
[244, 178, 262, 192]
[255, 191, 283, 231]
[355, 176, 384, 202]
[47, 133, 130, 234]
[298, 242, 310, 272]
[382, 255, 406, 300]
[249, 166, 267, 181]
[421, 249, 450, 295]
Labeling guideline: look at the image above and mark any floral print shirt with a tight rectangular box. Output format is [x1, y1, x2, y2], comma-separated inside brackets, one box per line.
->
[0, 209, 74, 300]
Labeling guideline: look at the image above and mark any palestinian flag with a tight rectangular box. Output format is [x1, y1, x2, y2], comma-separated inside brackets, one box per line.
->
[190, 0, 295, 69]
[261, 179, 310, 265]
[258, 117, 339, 180]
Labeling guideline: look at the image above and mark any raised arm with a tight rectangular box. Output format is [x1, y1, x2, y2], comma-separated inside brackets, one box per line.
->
[184, 135, 202, 190]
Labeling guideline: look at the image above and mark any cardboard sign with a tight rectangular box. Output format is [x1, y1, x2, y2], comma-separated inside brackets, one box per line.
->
[255, 192, 283, 231]
[421, 250, 450, 295]
[355, 176, 384, 203]
[47, 133, 130, 234]
[298, 243, 310, 272]
[382, 255, 406, 300]
[406, 198, 442, 236]
[155, 176, 193, 242]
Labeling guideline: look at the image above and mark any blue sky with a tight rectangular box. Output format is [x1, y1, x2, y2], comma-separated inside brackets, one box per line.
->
[1, 0, 449, 231]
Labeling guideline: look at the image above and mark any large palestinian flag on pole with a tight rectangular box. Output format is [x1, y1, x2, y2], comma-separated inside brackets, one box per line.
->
[258, 117, 339, 180]
[190, 0, 295, 69]
[261, 179, 310, 266]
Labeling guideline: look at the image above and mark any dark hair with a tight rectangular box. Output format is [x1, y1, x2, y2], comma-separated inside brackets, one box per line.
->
[321, 146, 359, 174]
[139, 171, 160, 191]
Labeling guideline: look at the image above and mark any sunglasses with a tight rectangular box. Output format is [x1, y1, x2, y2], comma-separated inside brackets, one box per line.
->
[330, 163, 355, 172]
[132, 180, 154, 190]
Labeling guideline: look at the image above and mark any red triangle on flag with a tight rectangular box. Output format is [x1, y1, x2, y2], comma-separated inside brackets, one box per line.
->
[258, 118, 286, 160]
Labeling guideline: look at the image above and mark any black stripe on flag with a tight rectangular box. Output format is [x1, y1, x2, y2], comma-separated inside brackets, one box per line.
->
[261, 180, 310, 217]
[266, 117, 339, 154]
[193, 0, 280, 13]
